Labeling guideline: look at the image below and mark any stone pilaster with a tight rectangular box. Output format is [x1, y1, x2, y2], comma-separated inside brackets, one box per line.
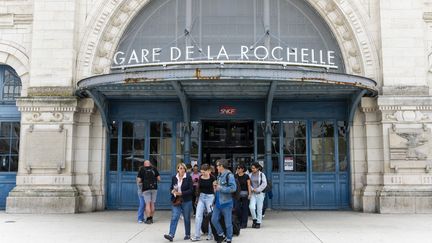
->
[376, 96, 432, 213]
[6, 96, 80, 213]
[360, 97, 384, 213]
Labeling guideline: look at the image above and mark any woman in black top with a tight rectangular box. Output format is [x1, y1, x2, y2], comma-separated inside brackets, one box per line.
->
[164, 163, 193, 242]
[235, 163, 251, 228]
[191, 164, 215, 241]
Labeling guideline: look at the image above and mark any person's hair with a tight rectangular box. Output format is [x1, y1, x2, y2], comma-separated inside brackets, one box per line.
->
[193, 164, 198, 168]
[216, 159, 229, 169]
[200, 163, 210, 171]
[177, 163, 187, 171]
[186, 164, 192, 170]
[237, 163, 246, 171]
[251, 162, 261, 170]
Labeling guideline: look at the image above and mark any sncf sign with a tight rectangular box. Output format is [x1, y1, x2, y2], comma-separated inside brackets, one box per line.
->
[219, 106, 237, 115]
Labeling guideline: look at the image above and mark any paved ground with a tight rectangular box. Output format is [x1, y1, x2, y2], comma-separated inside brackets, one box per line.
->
[1, 210, 432, 243]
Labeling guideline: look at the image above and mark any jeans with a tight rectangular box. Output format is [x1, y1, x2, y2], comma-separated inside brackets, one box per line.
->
[249, 192, 265, 224]
[137, 190, 145, 221]
[211, 206, 233, 241]
[169, 200, 192, 237]
[236, 196, 249, 227]
[194, 193, 214, 239]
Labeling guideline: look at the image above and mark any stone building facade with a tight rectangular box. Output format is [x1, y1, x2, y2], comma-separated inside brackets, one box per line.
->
[0, 0, 432, 213]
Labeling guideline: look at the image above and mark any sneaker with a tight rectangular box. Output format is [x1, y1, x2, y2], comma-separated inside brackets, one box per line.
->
[145, 219, 152, 224]
[190, 237, 201, 241]
[216, 234, 226, 243]
[206, 235, 213, 241]
[255, 223, 261, 229]
[164, 234, 174, 242]
[184, 235, 191, 240]
[138, 220, 143, 224]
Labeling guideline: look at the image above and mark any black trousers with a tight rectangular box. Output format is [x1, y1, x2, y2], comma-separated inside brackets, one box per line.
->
[235, 196, 249, 227]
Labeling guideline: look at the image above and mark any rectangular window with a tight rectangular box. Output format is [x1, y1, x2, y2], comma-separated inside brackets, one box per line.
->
[0, 121, 20, 172]
[150, 121, 173, 172]
[120, 121, 146, 172]
[257, 121, 280, 172]
[282, 121, 307, 172]
[109, 121, 118, 171]
[311, 121, 335, 172]
[338, 121, 348, 171]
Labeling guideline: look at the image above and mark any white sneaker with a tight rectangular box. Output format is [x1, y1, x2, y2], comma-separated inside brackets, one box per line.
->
[138, 220, 143, 224]
[206, 235, 213, 241]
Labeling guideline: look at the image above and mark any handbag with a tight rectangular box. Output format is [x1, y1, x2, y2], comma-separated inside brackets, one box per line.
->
[172, 196, 183, 206]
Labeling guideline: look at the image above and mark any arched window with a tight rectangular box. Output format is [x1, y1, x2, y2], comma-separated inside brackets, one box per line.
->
[0, 65, 22, 101]
[0, 65, 21, 173]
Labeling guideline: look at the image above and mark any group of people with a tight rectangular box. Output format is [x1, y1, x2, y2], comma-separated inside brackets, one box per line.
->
[136, 159, 270, 243]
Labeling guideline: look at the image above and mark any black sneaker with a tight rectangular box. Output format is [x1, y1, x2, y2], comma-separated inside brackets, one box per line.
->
[145, 219, 152, 224]
[255, 223, 261, 229]
[216, 234, 226, 243]
[184, 235, 190, 240]
[164, 234, 173, 242]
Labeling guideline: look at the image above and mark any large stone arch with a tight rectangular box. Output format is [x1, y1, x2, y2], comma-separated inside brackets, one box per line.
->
[76, 0, 381, 86]
[0, 40, 29, 96]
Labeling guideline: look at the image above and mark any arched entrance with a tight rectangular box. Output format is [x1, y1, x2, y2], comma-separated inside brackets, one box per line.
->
[77, 0, 377, 210]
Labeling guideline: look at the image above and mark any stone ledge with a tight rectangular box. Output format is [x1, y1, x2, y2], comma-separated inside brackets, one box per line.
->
[382, 86, 429, 96]
[6, 186, 79, 214]
[378, 188, 432, 213]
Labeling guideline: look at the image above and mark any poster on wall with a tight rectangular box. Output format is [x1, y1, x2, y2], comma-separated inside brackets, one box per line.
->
[284, 157, 294, 171]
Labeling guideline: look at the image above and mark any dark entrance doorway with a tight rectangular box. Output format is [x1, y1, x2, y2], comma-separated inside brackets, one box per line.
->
[202, 120, 254, 171]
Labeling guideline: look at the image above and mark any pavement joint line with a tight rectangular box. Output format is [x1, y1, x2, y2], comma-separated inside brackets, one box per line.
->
[293, 212, 324, 243]
[125, 225, 148, 243]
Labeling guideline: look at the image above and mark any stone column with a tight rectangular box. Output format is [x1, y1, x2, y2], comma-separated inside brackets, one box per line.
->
[376, 97, 432, 213]
[6, 97, 80, 213]
[360, 97, 384, 213]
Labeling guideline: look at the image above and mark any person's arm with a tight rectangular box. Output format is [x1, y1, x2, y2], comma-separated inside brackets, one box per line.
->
[219, 173, 236, 193]
[154, 168, 161, 182]
[180, 175, 193, 197]
[247, 177, 252, 198]
[255, 172, 267, 192]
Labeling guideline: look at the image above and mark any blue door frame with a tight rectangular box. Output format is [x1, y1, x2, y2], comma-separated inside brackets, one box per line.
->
[269, 119, 350, 210]
[106, 99, 351, 210]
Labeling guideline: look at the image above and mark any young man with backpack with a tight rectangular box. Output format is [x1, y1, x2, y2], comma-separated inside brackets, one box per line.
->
[137, 160, 161, 224]
[211, 159, 237, 243]
[248, 162, 267, 229]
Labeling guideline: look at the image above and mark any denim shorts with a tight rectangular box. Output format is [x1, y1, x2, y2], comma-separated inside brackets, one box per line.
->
[143, 189, 157, 203]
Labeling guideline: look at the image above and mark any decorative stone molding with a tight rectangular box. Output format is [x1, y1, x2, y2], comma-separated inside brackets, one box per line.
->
[0, 41, 29, 95]
[389, 128, 430, 162]
[385, 111, 431, 123]
[28, 87, 75, 97]
[76, 0, 380, 86]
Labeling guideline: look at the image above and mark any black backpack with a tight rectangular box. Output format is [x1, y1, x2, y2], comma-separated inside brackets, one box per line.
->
[142, 167, 157, 191]
[226, 172, 241, 200]
[260, 172, 272, 193]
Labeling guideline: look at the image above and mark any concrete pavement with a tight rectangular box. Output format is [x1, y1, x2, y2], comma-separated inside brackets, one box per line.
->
[1, 210, 432, 243]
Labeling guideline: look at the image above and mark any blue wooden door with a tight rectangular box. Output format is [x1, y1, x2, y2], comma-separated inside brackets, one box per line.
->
[270, 120, 350, 209]
[0, 122, 20, 209]
[107, 120, 182, 209]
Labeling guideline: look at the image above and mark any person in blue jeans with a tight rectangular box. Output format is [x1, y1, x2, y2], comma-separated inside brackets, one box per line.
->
[137, 179, 146, 223]
[249, 162, 267, 229]
[191, 164, 215, 241]
[136, 166, 145, 223]
[211, 159, 237, 243]
[164, 163, 193, 242]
